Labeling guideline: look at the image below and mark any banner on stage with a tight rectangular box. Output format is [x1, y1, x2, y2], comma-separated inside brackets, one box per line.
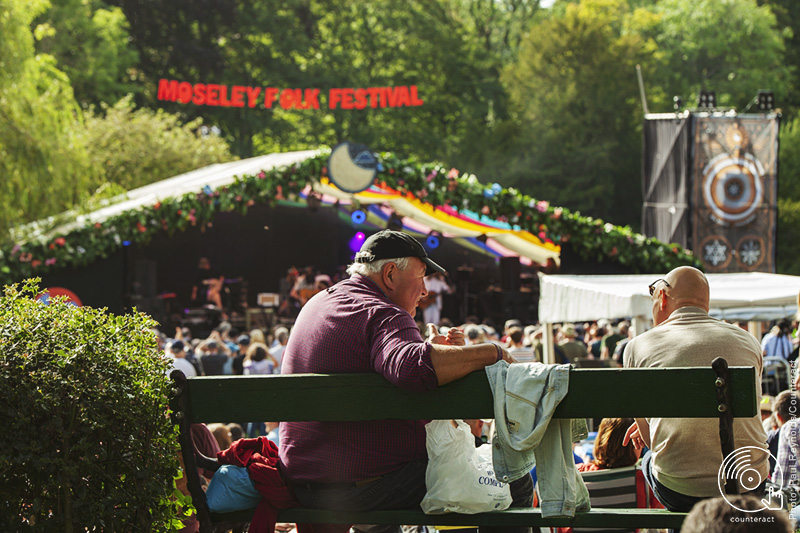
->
[691, 116, 779, 273]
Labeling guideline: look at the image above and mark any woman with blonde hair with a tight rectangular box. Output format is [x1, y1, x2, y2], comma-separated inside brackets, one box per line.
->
[249, 328, 267, 345]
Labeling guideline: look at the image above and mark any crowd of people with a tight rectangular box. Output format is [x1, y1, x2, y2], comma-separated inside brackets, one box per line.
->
[167, 231, 800, 532]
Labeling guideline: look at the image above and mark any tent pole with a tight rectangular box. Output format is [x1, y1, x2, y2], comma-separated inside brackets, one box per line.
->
[543, 323, 555, 364]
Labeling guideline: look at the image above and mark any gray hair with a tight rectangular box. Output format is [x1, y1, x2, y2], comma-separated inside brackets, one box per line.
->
[346, 257, 411, 277]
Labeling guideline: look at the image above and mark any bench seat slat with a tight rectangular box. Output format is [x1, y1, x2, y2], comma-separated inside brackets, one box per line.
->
[184, 366, 757, 423]
[208, 507, 687, 529]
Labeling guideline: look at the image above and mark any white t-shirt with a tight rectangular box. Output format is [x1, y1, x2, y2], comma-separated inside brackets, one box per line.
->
[169, 356, 197, 377]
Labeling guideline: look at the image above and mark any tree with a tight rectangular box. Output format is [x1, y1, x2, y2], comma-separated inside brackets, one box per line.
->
[34, 0, 140, 108]
[0, 0, 95, 242]
[498, 0, 653, 228]
[83, 96, 233, 192]
[646, 0, 790, 111]
[108, 0, 516, 163]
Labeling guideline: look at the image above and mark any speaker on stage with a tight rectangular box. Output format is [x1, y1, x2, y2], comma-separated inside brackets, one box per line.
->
[500, 257, 521, 291]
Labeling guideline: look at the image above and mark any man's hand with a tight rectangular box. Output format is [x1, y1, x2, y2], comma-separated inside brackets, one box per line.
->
[498, 344, 517, 364]
[427, 324, 466, 346]
[622, 421, 645, 453]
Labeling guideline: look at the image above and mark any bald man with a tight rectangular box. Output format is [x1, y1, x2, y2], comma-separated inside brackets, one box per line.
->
[622, 266, 768, 512]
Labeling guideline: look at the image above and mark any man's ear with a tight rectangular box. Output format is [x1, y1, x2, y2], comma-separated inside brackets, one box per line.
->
[382, 263, 396, 290]
[659, 289, 669, 310]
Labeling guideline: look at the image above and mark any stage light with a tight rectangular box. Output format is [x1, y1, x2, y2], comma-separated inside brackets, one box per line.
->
[351, 209, 367, 225]
[349, 231, 366, 253]
[757, 90, 774, 111]
[426, 231, 440, 250]
[387, 212, 403, 231]
[697, 90, 716, 109]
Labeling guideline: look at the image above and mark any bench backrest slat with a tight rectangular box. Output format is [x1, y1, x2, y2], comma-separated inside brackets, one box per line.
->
[182, 366, 757, 423]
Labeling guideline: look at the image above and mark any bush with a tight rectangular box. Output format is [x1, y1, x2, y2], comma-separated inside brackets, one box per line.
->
[0, 280, 183, 531]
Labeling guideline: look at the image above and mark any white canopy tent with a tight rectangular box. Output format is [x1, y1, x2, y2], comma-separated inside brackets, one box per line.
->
[537, 272, 800, 363]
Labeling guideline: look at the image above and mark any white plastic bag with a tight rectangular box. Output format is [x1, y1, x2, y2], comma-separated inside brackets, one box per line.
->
[420, 419, 512, 514]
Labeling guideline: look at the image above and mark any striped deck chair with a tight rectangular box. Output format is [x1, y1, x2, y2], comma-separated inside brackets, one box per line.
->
[573, 466, 659, 533]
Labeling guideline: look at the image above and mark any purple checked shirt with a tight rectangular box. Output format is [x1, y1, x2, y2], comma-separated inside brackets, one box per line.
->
[278, 274, 438, 484]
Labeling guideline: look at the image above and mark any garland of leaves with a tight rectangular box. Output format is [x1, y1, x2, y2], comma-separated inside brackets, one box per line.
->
[0, 149, 699, 286]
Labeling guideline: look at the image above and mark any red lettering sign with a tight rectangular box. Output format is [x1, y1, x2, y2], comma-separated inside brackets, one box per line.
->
[155, 79, 424, 110]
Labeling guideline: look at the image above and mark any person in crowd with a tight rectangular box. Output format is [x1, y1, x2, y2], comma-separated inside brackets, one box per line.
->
[250, 328, 267, 345]
[278, 229, 530, 531]
[166, 339, 196, 378]
[481, 323, 500, 344]
[243, 342, 279, 376]
[528, 327, 544, 363]
[291, 266, 319, 306]
[557, 323, 588, 363]
[265, 422, 280, 447]
[577, 417, 661, 509]
[588, 324, 605, 359]
[623, 266, 768, 512]
[579, 418, 640, 472]
[762, 319, 794, 360]
[680, 495, 792, 533]
[207, 423, 233, 451]
[232, 334, 250, 375]
[278, 267, 300, 318]
[465, 324, 489, 345]
[215, 321, 239, 353]
[269, 327, 290, 371]
[421, 272, 450, 327]
[612, 323, 634, 366]
[196, 330, 231, 376]
[772, 415, 800, 487]
[191, 257, 225, 310]
[243, 342, 278, 438]
[505, 326, 535, 362]
[227, 423, 246, 442]
[767, 390, 799, 476]
[601, 321, 627, 359]
[503, 319, 523, 343]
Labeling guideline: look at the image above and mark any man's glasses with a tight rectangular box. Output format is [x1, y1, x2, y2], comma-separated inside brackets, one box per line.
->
[648, 279, 671, 296]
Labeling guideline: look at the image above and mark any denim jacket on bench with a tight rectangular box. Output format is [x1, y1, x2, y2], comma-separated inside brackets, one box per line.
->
[485, 361, 590, 518]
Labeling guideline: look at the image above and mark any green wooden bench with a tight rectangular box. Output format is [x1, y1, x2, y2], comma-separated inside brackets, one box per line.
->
[169, 357, 758, 533]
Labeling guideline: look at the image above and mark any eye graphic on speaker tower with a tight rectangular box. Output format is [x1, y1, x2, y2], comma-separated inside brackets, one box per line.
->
[691, 116, 778, 272]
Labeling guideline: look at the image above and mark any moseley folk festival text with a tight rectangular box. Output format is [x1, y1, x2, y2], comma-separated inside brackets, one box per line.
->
[157, 79, 424, 110]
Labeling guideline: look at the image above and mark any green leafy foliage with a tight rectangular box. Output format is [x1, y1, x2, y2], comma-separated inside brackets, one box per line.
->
[0, 0, 96, 241]
[498, 0, 650, 229]
[83, 96, 233, 191]
[0, 280, 183, 531]
[33, 0, 140, 108]
[646, 0, 790, 111]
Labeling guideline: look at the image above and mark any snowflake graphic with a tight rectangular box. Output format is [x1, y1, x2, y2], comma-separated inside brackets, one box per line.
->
[704, 239, 728, 266]
[739, 240, 761, 266]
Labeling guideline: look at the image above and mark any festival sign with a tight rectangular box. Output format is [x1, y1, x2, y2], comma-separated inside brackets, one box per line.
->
[691, 116, 779, 272]
[157, 79, 424, 110]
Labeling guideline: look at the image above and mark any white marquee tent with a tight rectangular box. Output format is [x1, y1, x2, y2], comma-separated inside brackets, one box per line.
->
[537, 272, 800, 363]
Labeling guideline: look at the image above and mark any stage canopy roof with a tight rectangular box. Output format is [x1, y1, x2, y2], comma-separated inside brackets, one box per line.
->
[24, 150, 560, 265]
[539, 272, 800, 323]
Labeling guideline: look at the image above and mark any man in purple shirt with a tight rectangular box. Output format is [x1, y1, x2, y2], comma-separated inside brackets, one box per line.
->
[279, 230, 532, 533]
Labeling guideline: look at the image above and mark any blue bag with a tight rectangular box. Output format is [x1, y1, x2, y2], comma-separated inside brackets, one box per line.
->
[206, 464, 262, 512]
